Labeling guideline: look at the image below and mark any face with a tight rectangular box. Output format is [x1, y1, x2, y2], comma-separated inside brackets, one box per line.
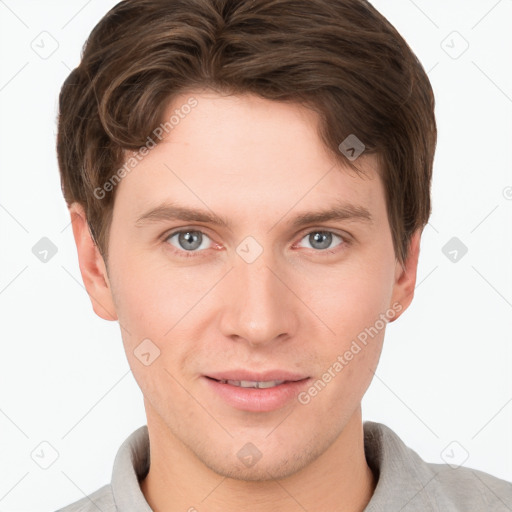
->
[72, 91, 419, 481]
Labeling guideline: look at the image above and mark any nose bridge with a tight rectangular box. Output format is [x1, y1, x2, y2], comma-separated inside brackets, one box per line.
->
[218, 246, 297, 345]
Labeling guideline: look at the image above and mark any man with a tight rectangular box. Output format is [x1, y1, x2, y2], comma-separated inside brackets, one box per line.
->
[55, 0, 512, 510]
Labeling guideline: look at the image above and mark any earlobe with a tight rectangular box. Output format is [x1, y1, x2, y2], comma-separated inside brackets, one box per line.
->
[69, 203, 118, 321]
[388, 229, 422, 323]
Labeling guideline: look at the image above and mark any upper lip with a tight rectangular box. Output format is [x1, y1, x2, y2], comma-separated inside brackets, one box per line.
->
[205, 370, 309, 382]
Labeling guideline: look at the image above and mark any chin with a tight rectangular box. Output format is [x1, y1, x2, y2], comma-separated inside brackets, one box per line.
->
[202, 455, 307, 482]
[191, 436, 329, 482]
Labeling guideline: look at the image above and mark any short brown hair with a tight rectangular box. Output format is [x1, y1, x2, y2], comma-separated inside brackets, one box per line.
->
[57, 0, 436, 265]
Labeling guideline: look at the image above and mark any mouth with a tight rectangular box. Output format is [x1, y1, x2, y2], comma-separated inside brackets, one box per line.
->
[207, 378, 288, 389]
[203, 373, 311, 412]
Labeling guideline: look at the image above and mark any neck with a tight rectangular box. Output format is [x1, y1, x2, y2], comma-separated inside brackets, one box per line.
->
[140, 404, 375, 512]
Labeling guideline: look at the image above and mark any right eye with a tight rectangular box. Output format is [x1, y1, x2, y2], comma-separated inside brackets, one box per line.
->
[165, 230, 214, 255]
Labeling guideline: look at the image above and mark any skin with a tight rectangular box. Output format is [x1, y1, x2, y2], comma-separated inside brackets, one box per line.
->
[70, 91, 421, 512]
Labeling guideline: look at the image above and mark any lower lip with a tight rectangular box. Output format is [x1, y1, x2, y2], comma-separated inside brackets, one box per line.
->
[203, 377, 311, 412]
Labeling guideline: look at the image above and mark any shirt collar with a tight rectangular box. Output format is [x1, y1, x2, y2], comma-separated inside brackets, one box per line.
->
[111, 425, 152, 512]
[363, 421, 439, 511]
[110, 421, 449, 511]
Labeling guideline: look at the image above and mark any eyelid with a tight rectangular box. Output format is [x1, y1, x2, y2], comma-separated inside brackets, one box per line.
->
[162, 226, 214, 241]
[293, 228, 349, 250]
[163, 227, 218, 249]
[295, 226, 351, 243]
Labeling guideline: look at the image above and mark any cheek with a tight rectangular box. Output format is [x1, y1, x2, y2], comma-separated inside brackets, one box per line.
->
[109, 250, 202, 330]
[108, 254, 219, 372]
[107, 259, 202, 406]
[295, 255, 395, 342]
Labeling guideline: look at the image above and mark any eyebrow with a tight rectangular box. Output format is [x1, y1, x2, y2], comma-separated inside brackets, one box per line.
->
[134, 200, 373, 229]
[289, 202, 372, 228]
[135, 203, 232, 228]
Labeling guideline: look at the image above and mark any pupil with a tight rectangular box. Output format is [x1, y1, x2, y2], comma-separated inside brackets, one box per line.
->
[310, 231, 331, 250]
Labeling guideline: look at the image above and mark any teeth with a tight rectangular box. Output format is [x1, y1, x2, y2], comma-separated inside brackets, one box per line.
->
[220, 379, 286, 388]
[254, 380, 283, 389]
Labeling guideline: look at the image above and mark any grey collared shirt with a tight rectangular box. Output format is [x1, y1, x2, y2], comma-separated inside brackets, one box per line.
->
[56, 421, 512, 511]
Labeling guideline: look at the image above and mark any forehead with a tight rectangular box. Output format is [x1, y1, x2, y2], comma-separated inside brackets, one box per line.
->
[114, 91, 385, 227]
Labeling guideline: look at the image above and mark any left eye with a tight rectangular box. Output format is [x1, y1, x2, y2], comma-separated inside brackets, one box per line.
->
[297, 231, 344, 251]
[166, 230, 212, 252]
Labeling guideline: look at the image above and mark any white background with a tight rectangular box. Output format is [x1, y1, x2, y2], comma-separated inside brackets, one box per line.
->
[0, 1, 511, 511]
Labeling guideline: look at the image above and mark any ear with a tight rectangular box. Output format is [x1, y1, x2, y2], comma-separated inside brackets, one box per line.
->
[69, 202, 117, 321]
[388, 229, 422, 323]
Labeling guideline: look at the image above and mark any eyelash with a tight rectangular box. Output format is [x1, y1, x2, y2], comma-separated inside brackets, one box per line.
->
[162, 228, 350, 258]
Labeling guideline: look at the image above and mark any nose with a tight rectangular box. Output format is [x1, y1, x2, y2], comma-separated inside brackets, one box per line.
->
[217, 250, 299, 347]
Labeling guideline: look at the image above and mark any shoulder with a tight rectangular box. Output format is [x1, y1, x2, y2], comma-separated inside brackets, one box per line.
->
[55, 484, 115, 512]
[425, 462, 512, 510]
[54, 425, 151, 512]
[363, 421, 512, 511]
